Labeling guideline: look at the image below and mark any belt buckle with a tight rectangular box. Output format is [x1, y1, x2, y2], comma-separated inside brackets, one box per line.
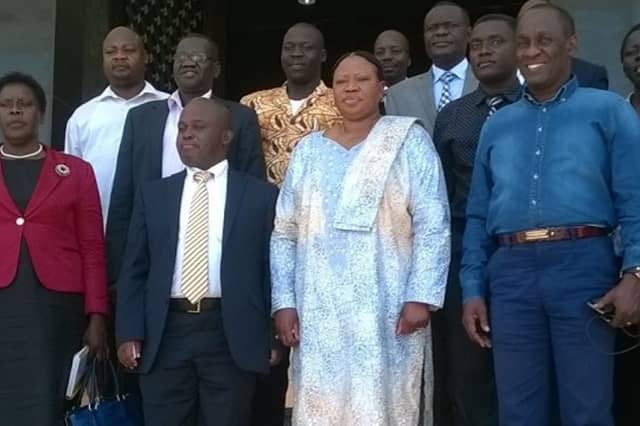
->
[186, 300, 201, 314]
[523, 228, 551, 242]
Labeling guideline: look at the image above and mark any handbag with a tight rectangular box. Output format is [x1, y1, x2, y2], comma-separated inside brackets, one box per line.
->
[64, 359, 144, 426]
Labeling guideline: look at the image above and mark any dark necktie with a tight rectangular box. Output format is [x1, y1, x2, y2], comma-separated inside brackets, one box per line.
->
[487, 96, 505, 116]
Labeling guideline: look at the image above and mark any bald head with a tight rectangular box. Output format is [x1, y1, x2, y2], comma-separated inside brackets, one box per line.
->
[285, 23, 325, 49]
[374, 30, 411, 86]
[518, 0, 549, 17]
[281, 22, 327, 86]
[177, 97, 234, 170]
[102, 26, 146, 91]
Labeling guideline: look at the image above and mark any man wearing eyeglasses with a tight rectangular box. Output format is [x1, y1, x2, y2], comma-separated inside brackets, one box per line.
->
[107, 33, 265, 289]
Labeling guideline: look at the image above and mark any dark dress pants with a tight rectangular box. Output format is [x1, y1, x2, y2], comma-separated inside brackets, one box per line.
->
[250, 347, 289, 426]
[489, 237, 618, 426]
[432, 226, 499, 426]
[140, 307, 256, 426]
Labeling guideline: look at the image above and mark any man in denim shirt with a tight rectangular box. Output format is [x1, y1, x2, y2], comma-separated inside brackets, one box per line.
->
[461, 4, 640, 426]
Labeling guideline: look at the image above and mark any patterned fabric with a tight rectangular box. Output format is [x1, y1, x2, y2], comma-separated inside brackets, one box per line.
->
[181, 171, 210, 304]
[437, 72, 456, 112]
[240, 82, 342, 186]
[126, 0, 203, 91]
[271, 118, 451, 426]
[334, 116, 417, 232]
[433, 85, 521, 222]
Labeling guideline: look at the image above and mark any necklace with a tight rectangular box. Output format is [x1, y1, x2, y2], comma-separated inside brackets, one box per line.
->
[0, 144, 43, 159]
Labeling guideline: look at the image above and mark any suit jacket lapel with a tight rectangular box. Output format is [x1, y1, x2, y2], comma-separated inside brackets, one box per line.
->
[222, 170, 246, 244]
[421, 70, 437, 126]
[0, 160, 20, 215]
[25, 149, 64, 216]
[148, 102, 170, 179]
[165, 170, 185, 264]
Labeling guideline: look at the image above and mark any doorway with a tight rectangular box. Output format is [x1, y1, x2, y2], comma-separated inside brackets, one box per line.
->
[223, 0, 524, 100]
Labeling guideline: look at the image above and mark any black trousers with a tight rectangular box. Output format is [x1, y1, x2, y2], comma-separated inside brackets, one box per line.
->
[250, 347, 290, 426]
[613, 329, 640, 426]
[431, 228, 499, 426]
[140, 308, 256, 426]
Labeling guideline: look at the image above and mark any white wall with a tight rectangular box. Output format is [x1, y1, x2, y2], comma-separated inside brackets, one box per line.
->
[0, 1, 56, 143]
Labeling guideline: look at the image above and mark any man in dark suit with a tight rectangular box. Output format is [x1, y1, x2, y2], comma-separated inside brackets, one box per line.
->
[116, 97, 277, 426]
[106, 33, 265, 286]
[518, 0, 609, 90]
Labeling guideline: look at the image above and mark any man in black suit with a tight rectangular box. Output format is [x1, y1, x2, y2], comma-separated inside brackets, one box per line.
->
[116, 97, 277, 426]
[518, 0, 609, 90]
[106, 33, 265, 286]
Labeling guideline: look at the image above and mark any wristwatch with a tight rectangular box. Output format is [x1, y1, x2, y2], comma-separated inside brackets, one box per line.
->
[623, 265, 640, 281]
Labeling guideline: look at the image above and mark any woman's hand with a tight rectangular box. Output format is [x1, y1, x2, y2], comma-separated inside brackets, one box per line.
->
[84, 313, 109, 360]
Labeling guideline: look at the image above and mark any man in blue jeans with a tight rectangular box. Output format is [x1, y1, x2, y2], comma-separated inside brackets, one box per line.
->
[461, 4, 640, 426]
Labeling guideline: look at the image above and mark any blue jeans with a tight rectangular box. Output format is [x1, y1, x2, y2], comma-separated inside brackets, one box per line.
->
[488, 237, 619, 426]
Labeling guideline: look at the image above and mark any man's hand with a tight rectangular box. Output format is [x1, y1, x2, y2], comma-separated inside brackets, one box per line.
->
[84, 314, 109, 360]
[595, 274, 640, 327]
[462, 298, 492, 349]
[396, 302, 431, 335]
[117, 340, 142, 370]
[274, 308, 300, 347]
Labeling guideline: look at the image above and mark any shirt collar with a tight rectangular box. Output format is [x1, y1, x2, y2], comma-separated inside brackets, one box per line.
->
[97, 81, 164, 102]
[168, 89, 213, 110]
[473, 82, 523, 106]
[522, 75, 578, 106]
[186, 159, 228, 180]
[432, 58, 469, 83]
[281, 80, 330, 100]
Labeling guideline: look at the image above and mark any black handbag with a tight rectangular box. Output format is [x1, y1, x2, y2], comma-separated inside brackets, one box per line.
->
[64, 359, 144, 426]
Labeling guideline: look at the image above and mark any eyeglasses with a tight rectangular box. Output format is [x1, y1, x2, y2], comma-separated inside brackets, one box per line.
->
[173, 53, 212, 64]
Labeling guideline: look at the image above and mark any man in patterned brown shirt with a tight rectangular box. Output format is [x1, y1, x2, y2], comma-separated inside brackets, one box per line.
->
[241, 22, 341, 187]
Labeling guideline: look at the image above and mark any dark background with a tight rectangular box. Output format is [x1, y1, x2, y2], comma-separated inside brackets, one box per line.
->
[51, 0, 523, 148]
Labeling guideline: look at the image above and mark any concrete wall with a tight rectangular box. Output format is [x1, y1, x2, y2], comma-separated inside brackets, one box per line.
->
[0, 1, 56, 143]
[557, 0, 639, 96]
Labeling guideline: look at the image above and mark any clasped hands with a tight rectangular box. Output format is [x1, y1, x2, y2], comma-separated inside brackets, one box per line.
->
[273, 302, 431, 347]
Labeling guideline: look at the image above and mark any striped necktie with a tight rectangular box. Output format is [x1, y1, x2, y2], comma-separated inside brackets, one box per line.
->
[181, 171, 211, 304]
[437, 71, 457, 111]
[487, 96, 505, 116]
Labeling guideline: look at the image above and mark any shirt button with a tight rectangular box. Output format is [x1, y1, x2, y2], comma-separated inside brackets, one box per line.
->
[533, 174, 539, 180]
[537, 127, 543, 132]
[535, 150, 541, 156]
[16, 217, 24, 226]
[542, 108, 547, 112]
[531, 200, 537, 205]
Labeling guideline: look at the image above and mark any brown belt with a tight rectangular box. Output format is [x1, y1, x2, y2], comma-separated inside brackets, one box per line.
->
[169, 298, 221, 314]
[496, 226, 609, 246]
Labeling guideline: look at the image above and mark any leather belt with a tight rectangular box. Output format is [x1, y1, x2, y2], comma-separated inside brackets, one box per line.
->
[169, 298, 221, 314]
[496, 226, 609, 246]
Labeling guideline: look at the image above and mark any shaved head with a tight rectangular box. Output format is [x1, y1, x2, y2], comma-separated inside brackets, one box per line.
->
[375, 30, 410, 51]
[374, 30, 411, 85]
[518, 0, 549, 17]
[103, 26, 144, 51]
[285, 23, 325, 49]
[178, 97, 234, 169]
[102, 26, 146, 93]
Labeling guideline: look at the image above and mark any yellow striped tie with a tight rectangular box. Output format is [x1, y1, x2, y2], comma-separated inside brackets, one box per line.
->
[181, 171, 211, 304]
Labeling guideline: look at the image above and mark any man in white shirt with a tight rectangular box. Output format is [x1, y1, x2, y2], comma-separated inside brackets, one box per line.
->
[385, 1, 478, 134]
[106, 33, 264, 288]
[65, 26, 168, 225]
[116, 98, 277, 426]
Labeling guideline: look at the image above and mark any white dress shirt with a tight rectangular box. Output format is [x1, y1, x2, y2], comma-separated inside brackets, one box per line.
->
[432, 58, 469, 107]
[171, 160, 228, 298]
[162, 89, 213, 177]
[64, 82, 168, 225]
